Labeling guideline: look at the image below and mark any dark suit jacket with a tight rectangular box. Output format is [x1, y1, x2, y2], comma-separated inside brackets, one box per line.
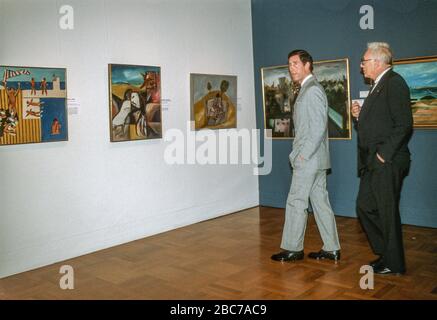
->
[354, 69, 413, 177]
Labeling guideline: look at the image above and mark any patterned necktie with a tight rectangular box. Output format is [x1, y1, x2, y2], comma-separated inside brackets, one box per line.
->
[291, 83, 301, 103]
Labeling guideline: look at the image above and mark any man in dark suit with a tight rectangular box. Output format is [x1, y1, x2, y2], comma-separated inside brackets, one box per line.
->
[351, 42, 413, 275]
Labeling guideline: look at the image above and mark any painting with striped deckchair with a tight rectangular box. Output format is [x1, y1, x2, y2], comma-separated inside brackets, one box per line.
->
[0, 65, 68, 146]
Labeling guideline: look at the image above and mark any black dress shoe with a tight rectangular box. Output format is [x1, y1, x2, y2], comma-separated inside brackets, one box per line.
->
[373, 264, 404, 275]
[370, 256, 383, 268]
[308, 249, 341, 261]
[271, 250, 304, 262]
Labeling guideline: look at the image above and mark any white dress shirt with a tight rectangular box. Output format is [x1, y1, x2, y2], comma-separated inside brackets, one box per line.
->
[300, 74, 313, 87]
[371, 67, 392, 93]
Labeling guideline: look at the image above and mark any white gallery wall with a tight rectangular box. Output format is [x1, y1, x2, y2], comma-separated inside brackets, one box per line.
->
[0, 0, 258, 278]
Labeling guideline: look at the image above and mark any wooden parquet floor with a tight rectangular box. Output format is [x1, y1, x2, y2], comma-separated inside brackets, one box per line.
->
[0, 206, 436, 300]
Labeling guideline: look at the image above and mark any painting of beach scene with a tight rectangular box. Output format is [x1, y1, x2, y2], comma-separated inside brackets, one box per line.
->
[108, 64, 162, 142]
[0, 66, 67, 146]
[393, 56, 437, 128]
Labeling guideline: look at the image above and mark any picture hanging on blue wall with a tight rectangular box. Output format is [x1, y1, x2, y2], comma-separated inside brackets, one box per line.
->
[393, 55, 437, 129]
[261, 58, 351, 139]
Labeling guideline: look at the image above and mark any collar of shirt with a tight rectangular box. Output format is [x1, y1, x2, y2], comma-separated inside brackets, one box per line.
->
[300, 74, 313, 88]
[373, 67, 392, 89]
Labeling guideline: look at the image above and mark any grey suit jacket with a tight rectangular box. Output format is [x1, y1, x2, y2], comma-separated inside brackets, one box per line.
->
[289, 75, 331, 170]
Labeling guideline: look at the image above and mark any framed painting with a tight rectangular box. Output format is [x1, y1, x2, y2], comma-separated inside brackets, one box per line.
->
[261, 58, 351, 139]
[190, 73, 237, 130]
[261, 65, 298, 138]
[393, 56, 437, 128]
[0, 66, 67, 146]
[108, 64, 162, 142]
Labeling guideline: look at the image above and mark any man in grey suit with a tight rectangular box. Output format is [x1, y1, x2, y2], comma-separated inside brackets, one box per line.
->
[271, 50, 341, 262]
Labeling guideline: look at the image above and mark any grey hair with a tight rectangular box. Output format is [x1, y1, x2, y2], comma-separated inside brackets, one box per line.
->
[367, 42, 393, 65]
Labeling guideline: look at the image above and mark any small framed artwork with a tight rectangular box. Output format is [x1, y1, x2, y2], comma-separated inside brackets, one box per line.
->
[0, 66, 68, 146]
[393, 55, 437, 129]
[108, 64, 162, 142]
[261, 58, 351, 139]
[190, 73, 237, 130]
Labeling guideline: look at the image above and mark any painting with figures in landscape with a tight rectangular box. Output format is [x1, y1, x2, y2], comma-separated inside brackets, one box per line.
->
[191, 73, 237, 130]
[261, 58, 351, 139]
[109, 64, 162, 142]
[0, 66, 68, 146]
[393, 56, 437, 128]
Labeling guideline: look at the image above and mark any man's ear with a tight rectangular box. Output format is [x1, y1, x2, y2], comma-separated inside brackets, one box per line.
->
[375, 59, 384, 68]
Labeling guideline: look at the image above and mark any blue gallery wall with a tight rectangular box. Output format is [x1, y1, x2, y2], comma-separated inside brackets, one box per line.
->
[252, 0, 437, 227]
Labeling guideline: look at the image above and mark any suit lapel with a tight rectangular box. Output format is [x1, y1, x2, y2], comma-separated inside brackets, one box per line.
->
[359, 89, 377, 121]
[293, 76, 315, 125]
[359, 70, 392, 122]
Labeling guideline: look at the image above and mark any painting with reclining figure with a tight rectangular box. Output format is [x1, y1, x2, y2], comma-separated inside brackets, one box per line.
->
[108, 64, 162, 142]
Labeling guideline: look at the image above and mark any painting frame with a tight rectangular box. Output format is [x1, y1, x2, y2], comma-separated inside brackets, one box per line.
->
[190, 73, 238, 131]
[108, 63, 163, 142]
[393, 55, 437, 129]
[0, 65, 68, 146]
[261, 58, 352, 140]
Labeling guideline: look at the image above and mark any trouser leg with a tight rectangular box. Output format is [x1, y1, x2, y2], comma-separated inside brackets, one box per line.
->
[309, 170, 341, 252]
[371, 164, 406, 273]
[280, 167, 316, 251]
[356, 171, 385, 255]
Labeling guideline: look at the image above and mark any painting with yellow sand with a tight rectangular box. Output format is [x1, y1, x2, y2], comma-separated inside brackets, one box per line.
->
[1, 65, 67, 146]
[108, 64, 162, 142]
[190, 73, 237, 130]
[394, 56, 437, 129]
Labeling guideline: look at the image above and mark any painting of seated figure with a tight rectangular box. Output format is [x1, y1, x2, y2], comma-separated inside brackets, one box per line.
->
[191, 73, 237, 130]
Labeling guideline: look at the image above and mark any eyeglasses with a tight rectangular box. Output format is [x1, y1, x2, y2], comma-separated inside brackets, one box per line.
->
[360, 58, 376, 66]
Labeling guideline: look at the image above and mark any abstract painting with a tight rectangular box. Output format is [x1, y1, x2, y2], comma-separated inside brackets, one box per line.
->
[393, 56, 437, 128]
[109, 64, 162, 142]
[261, 58, 351, 139]
[190, 73, 237, 130]
[0, 66, 67, 145]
